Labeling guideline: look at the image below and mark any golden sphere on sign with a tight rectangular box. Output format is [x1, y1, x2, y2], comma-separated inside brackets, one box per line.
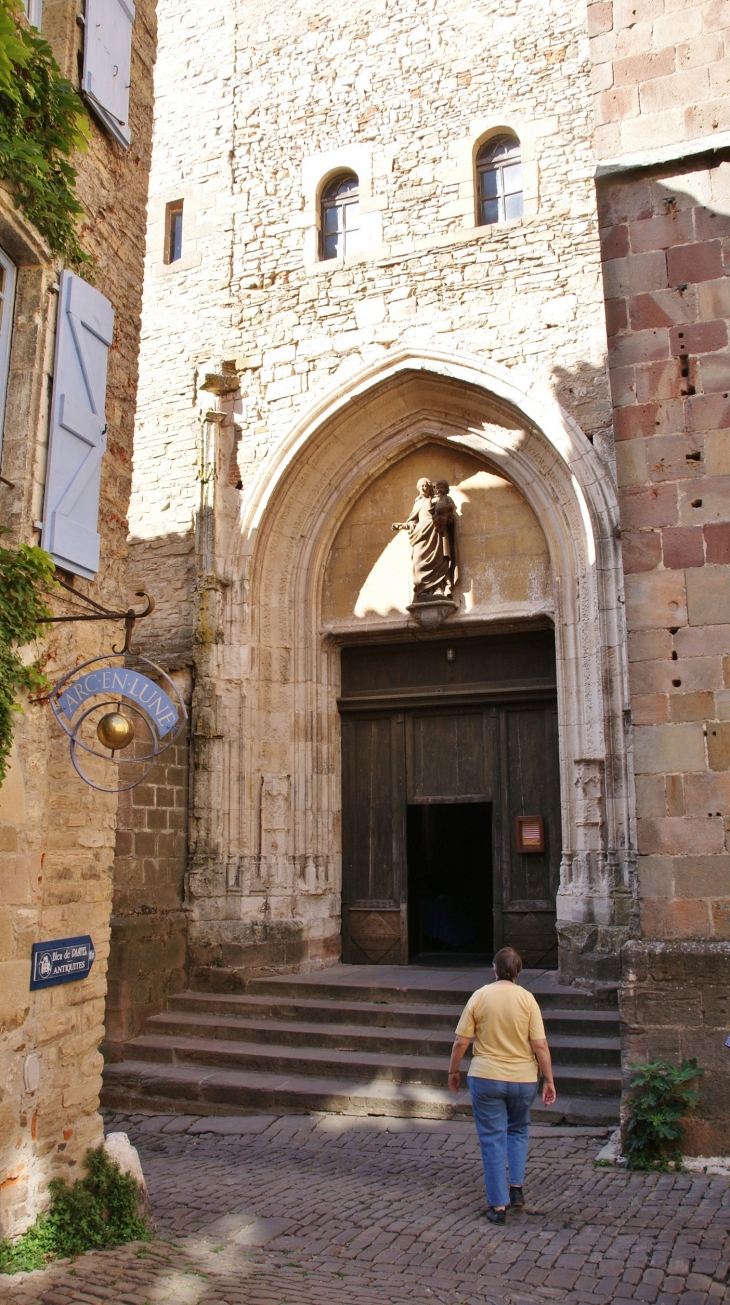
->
[96, 711, 135, 750]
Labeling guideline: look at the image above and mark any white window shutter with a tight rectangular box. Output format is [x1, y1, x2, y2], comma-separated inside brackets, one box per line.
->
[82, 0, 135, 148]
[42, 271, 114, 580]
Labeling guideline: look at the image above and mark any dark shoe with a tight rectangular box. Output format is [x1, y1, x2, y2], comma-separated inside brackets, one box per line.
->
[509, 1185, 525, 1208]
[486, 1206, 506, 1224]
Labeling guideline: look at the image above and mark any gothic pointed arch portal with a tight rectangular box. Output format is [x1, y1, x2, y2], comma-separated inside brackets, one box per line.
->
[191, 350, 635, 984]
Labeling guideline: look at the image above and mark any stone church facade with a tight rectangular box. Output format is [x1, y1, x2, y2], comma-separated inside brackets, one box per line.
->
[113, 0, 730, 1150]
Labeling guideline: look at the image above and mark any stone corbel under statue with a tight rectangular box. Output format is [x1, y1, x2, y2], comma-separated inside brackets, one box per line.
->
[393, 477, 459, 631]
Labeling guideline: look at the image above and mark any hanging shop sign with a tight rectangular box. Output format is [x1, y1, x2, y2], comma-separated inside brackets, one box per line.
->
[46, 586, 187, 793]
[30, 935, 96, 990]
[50, 651, 187, 792]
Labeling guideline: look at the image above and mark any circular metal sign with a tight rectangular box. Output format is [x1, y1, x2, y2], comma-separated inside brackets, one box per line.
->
[50, 652, 187, 792]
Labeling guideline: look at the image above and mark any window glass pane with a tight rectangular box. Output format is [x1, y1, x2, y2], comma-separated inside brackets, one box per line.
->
[323, 205, 340, 233]
[0, 266, 5, 296]
[504, 190, 524, 220]
[480, 198, 500, 225]
[343, 201, 360, 230]
[323, 232, 341, 260]
[503, 163, 523, 193]
[479, 167, 499, 199]
[170, 211, 183, 262]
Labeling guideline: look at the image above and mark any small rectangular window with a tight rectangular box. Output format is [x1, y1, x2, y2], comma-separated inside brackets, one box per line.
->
[22, 0, 42, 27]
[0, 246, 17, 456]
[165, 202, 183, 264]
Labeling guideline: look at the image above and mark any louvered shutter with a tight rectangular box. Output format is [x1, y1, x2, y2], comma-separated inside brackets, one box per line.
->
[82, 0, 135, 148]
[42, 271, 114, 580]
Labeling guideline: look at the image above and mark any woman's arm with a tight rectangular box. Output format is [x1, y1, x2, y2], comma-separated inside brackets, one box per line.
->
[530, 1038, 556, 1105]
[448, 1035, 472, 1094]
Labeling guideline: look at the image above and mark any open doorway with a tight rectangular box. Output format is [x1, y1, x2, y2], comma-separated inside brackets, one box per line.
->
[407, 802, 493, 962]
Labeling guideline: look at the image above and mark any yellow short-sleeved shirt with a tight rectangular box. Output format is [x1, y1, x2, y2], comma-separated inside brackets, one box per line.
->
[455, 981, 545, 1082]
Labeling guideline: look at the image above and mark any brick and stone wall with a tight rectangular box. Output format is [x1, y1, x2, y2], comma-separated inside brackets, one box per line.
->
[105, 672, 191, 1060]
[0, 0, 156, 1237]
[600, 159, 730, 945]
[600, 156, 730, 1152]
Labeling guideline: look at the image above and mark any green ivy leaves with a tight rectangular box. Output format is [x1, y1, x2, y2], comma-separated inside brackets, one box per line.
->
[0, 0, 91, 270]
[0, 538, 56, 784]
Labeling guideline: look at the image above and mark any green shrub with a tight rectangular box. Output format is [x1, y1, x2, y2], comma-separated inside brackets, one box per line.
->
[0, 1146, 150, 1274]
[0, 0, 91, 269]
[625, 1058, 704, 1172]
[0, 539, 56, 786]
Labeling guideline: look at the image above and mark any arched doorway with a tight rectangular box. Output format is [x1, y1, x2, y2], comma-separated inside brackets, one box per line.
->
[202, 349, 634, 983]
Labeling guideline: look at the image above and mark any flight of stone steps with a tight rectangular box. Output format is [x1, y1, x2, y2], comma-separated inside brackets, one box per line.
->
[102, 964, 621, 1126]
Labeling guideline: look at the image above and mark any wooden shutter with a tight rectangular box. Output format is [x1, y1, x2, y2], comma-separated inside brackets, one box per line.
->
[42, 271, 114, 580]
[82, 0, 135, 148]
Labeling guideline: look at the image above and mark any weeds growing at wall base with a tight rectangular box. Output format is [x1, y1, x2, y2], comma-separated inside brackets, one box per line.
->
[0, 1146, 150, 1274]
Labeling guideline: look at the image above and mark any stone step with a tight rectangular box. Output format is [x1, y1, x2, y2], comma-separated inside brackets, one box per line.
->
[167, 991, 620, 1037]
[167, 990, 468, 1031]
[146, 1011, 621, 1066]
[243, 975, 614, 1010]
[101, 1059, 621, 1126]
[119, 1032, 623, 1095]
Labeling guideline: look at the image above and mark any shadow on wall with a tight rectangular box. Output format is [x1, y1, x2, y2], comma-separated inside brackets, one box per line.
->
[323, 440, 552, 622]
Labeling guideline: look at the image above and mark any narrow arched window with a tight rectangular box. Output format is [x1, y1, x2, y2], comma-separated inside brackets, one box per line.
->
[476, 135, 523, 226]
[321, 173, 360, 261]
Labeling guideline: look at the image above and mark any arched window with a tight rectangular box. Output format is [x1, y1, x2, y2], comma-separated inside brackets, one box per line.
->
[321, 173, 360, 261]
[476, 135, 523, 226]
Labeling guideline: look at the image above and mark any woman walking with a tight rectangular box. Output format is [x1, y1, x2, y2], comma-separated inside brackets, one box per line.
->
[448, 946, 556, 1224]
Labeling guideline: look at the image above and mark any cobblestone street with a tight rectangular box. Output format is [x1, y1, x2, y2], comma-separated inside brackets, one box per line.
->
[2, 1113, 729, 1305]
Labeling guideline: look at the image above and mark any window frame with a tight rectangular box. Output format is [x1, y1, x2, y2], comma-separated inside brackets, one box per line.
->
[320, 172, 360, 262]
[476, 135, 524, 228]
[0, 245, 17, 457]
[165, 201, 183, 265]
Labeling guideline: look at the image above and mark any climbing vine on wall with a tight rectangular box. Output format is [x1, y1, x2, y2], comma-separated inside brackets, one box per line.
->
[0, 537, 56, 784]
[0, 0, 91, 269]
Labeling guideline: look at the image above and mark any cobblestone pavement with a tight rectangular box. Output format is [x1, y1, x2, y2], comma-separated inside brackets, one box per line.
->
[2, 1112, 730, 1305]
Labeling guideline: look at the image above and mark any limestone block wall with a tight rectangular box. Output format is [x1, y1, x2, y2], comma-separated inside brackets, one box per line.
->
[0, 0, 156, 1237]
[588, 0, 730, 164]
[127, 0, 619, 988]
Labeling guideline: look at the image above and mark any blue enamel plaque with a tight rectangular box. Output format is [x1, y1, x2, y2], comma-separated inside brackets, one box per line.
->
[30, 935, 96, 990]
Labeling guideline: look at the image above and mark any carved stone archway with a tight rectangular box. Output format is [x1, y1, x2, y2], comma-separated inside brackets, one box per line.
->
[188, 349, 636, 985]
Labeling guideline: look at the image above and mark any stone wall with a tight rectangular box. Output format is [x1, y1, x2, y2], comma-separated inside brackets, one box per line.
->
[128, 0, 634, 989]
[594, 4, 730, 1136]
[599, 159, 730, 945]
[620, 940, 730, 1154]
[588, 0, 730, 164]
[105, 672, 191, 1060]
[0, 0, 156, 1237]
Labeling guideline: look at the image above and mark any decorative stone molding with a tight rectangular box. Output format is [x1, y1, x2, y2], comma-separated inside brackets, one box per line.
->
[407, 599, 458, 631]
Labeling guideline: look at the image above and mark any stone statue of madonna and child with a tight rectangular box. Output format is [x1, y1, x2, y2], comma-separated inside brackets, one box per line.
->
[393, 477, 459, 607]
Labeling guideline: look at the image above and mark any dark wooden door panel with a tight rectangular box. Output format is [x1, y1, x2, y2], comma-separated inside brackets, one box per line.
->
[500, 705, 560, 966]
[407, 710, 490, 801]
[341, 713, 406, 964]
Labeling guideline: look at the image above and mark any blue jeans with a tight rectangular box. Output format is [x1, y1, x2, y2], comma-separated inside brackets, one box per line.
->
[468, 1077, 537, 1209]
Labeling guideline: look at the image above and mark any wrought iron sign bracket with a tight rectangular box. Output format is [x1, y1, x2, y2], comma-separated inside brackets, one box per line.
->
[47, 580, 155, 653]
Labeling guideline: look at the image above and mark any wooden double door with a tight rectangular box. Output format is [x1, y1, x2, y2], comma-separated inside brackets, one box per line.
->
[339, 632, 561, 968]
